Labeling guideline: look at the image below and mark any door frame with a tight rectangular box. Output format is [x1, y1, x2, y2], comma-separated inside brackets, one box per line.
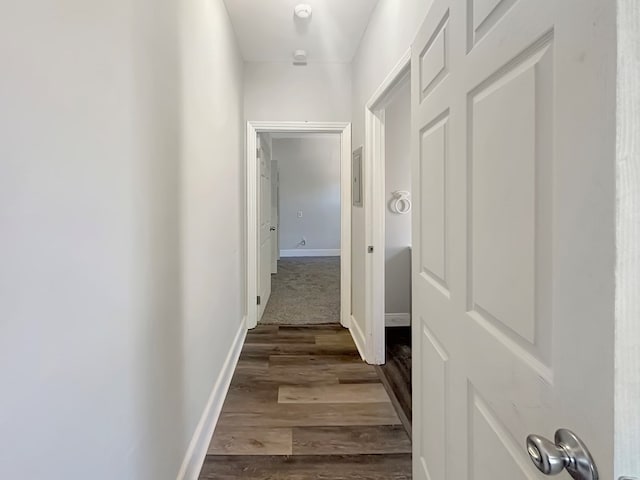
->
[364, 49, 411, 364]
[246, 121, 352, 330]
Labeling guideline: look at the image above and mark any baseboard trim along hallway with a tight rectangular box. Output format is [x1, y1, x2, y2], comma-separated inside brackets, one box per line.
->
[176, 317, 247, 480]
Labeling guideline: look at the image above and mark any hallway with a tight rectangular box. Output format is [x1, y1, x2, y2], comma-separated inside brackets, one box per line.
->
[2, 0, 632, 478]
[199, 324, 412, 479]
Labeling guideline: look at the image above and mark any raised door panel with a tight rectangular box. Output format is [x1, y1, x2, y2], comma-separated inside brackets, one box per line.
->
[418, 324, 449, 480]
[419, 11, 450, 102]
[467, 36, 554, 376]
[468, 0, 518, 49]
[419, 112, 449, 294]
[468, 386, 540, 480]
[470, 64, 536, 343]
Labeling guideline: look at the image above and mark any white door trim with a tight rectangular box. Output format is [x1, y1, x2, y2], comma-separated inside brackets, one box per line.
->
[364, 49, 411, 364]
[246, 121, 352, 330]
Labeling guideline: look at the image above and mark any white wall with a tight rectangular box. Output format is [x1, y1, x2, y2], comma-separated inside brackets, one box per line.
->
[244, 62, 351, 122]
[384, 80, 412, 315]
[0, 1, 244, 478]
[350, 0, 433, 342]
[179, 1, 245, 478]
[273, 135, 341, 255]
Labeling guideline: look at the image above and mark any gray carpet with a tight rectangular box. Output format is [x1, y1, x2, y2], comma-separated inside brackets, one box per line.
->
[260, 257, 341, 325]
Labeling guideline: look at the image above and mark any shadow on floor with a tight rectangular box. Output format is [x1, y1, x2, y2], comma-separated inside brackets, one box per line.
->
[376, 326, 412, 435]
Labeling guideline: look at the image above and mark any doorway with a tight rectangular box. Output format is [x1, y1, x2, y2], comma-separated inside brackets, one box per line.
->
[363, 50, 412, 367]
[378, 76, 412, 433]
[364, 51, 413, 433]
[259, 132, 342, 325]
[245, 122, 352, 333]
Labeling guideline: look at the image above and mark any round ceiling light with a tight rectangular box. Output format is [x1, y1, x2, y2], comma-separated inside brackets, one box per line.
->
[294, 4, 312, 19]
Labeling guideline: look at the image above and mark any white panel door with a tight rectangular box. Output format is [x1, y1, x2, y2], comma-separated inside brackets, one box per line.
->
[258, 143, 272, 320]
[411, 1, 615, 480]
[271, 160, 279, 274]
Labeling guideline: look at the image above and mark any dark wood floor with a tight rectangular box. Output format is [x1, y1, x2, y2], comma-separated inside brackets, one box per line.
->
[199, 324, 412, 479]
[376, 327, 412, 435]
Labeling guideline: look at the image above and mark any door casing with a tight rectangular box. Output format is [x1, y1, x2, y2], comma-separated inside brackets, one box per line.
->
[365, 49, 412, 364]
[245, 121, 352, 332]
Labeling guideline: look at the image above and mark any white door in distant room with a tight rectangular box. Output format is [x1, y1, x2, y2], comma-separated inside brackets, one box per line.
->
[411, 0, 615, 479]
[258, 141, 272, 320]
[271, 160, 279, 274]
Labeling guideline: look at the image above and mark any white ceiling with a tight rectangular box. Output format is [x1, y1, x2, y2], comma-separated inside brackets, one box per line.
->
[223, 0, 380, 63]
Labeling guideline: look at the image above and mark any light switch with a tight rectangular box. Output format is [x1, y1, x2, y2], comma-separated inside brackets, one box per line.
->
[297, 210, 303, 218]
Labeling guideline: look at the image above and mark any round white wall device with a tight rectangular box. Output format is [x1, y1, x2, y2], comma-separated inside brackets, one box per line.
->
[294, 4, 312, 19]
[293, 49, 307, 64]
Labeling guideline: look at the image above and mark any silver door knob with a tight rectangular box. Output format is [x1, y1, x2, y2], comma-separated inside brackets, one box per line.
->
[270, 226, 276, 231]
[526, 429, 598, 480]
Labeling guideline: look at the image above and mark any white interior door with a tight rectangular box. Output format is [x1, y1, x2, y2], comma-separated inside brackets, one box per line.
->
[258, 140, 272, 320]
[271, 160, 279, 274]
[411, 1, 615, 479]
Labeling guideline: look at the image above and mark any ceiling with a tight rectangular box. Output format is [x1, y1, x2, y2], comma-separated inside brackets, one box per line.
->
[223, 0, 380, 63]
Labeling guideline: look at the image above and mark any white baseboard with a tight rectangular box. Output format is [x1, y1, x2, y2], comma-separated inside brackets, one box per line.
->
[349, 315, 367, 361]
[176, 317, 247, 480]
[385, 313, 411, 327]
[280, 249, 340, 257]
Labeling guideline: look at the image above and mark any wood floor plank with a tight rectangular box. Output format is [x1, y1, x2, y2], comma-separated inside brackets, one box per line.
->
[217, 402, 401, 427]
[246, 332, 316, 344]
[236, 356, 269, 372]
[268, 360, 378, 378]
[278, 325, 344, 333]
[278, 383, 390, 404]
[200, 454, 412, 480]
[277, 328, 342, 339]
[269, 354, 365, 366]
[315, 333, 356, 346]
[336, 368, 382, 384]
[250, 325, 279, 334]
[230, 369, 340, 388]
[244, 342, 361, 356]
[208, 426, 292, 455]
[292, 425, 412, 455]
[223, 387, 279, 410]
[338, 374, 382, 384]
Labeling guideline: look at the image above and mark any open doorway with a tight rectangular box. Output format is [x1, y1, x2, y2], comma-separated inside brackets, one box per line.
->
[378, 76, 412, 433]
[363, 51, 412, 434]
[245, 122, 352, 335]
[258, 132, 342, 325]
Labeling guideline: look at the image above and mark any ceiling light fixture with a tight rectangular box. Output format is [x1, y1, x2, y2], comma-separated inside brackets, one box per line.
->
[294, 4, 312, 19]
[293, 49, 308, 64]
